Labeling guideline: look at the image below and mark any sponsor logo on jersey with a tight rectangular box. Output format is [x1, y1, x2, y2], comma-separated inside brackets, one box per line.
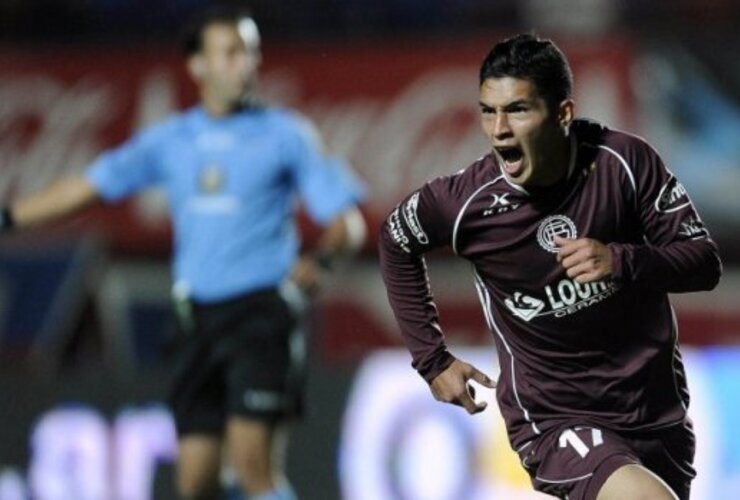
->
[505, 292, 545, 321]
[655, 177, 691, 213]
[537, 215, 577, 253]
[387, 207, 411, 253]
[402, 192, 429, 244]
[506, 278, 618, 322]
[483, 192, 521, 216]
[678, 216, 707, 238]
[543, 278, 618, 317]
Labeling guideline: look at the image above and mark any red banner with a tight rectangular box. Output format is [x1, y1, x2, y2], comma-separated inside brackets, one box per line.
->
[4, 40, 735, 358]
[0, 38, 634, 253]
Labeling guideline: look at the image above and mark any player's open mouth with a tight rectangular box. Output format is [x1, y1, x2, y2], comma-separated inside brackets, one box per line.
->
[497, 147, 525, 177]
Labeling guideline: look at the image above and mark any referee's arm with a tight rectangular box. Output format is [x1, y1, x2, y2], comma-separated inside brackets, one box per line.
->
[2, 176, 101, 230]
[290, 207, 366, 292]
[315, 206, 367, 261]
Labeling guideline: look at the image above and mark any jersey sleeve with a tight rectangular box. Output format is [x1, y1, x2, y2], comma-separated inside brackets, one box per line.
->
[283, 115, 366, 225]
[378, 177, 459, 383]
[609, 140, 722, 292]
[85, 125, 165, 202]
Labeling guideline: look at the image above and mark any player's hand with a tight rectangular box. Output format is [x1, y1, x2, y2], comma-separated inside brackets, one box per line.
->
[430, 359, 496, 415]
[290, 255, 324, 295]
[555, 236, 613, 283]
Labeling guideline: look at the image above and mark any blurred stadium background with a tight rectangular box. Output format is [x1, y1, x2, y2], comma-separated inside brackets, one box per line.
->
[1, 1, 739, 499]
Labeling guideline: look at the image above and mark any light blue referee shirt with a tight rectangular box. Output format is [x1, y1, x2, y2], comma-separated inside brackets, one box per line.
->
[87, 105, 365, 303]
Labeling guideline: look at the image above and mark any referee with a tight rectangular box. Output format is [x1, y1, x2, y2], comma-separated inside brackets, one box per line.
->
[1, 6, 366, 500]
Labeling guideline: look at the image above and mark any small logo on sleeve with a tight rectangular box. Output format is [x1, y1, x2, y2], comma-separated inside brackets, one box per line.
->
[402, 192, 429, 245]
[655, 177, 691, 213]
[537, 215, 577, 253]
[678, 217, 707, 238]
[387, 207, 411, 253]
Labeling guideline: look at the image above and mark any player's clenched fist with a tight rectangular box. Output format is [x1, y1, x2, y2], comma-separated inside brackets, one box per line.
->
[555, 236, 613, 284]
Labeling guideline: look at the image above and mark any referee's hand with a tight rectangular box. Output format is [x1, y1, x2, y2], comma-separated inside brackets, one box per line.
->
[430, 359, 496, 415]
[289, 255, 324, 295]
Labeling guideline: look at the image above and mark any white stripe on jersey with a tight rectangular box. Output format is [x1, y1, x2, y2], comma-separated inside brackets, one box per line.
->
[473, 270, 541, 436]
[451, 176, 505, 254]
[535, 472, 593, 484]
[596, 144, 637, 193]
[500, 173, 530, 194]
[668, 304, 689, 412]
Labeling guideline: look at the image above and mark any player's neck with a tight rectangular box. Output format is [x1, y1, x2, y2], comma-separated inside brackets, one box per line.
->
[549, 135, 573, 183]
[529, 136, 573, 188]
[200, 93, 243, 118]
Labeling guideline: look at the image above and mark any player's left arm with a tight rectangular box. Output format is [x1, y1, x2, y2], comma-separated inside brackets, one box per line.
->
[558, 141, 721, 292]
[284, 114, 367, 292]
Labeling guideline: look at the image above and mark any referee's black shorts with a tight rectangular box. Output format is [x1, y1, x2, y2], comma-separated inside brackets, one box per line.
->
[169, 287, 306, 437]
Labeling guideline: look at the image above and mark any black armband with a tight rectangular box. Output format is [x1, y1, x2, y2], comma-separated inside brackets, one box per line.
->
[0, 207, 15, 232]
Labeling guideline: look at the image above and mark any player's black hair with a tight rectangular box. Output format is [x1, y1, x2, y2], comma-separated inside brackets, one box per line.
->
[181, 5, 254, 56]
[479, 33, 573, 109]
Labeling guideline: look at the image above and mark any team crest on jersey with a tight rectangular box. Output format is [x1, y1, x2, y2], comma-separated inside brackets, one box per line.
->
[655, 176, 690, 213]
[199, 164, 226, 194]
[537, 215, 577, 253]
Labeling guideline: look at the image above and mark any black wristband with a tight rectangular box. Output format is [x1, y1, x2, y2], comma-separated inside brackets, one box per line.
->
[0, 207, 14, 232]
[314, 251, 334, 271]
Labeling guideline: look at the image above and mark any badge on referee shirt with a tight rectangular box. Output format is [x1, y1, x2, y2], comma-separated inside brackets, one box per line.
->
[199, 164, 226, 194]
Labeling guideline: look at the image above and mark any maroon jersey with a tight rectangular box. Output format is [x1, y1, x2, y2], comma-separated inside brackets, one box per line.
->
[379, 119, 722, 451]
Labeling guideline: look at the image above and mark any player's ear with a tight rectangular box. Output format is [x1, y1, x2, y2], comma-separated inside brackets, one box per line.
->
[558, 98, 575, 127]
[187, 55, 206, 81]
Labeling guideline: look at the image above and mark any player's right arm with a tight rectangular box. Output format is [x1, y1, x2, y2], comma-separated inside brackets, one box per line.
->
[378, 177, 494, 414]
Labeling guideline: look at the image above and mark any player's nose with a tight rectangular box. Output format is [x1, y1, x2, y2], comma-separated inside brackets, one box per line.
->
[494, 113, 512, 139]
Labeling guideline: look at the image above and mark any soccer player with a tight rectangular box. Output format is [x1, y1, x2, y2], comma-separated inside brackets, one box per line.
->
[1, 6, 366, 500]
[378, 34, 721, 500]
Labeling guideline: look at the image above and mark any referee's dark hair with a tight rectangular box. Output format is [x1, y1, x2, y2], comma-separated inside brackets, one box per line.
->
[181, 5, 254, 56]
[479, 33, 573, 110]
